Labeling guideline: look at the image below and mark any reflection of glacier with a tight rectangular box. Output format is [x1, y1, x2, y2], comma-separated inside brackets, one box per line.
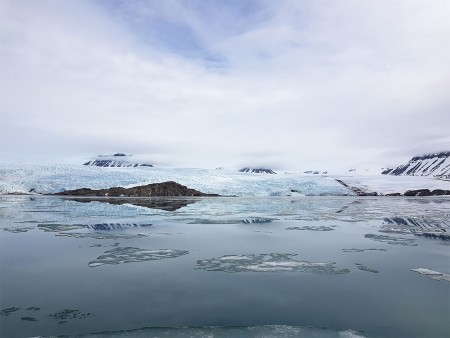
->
[364, 234, 417, 246]
[382, 217, 450, 240]
[89, 223, 152, 231]
[195, 254, 349, 274]
[89, 247, 189, 267]
[2, 196, 450, 226]
[241, 218, 274, 224]
[37, 223, 153, 232]
[78, 325, 366, 337]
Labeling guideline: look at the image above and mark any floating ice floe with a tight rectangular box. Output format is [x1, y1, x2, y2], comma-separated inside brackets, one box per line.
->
[0, 307, 21, 317]
[195, 253, 349, 274]
[3, 226, 34, 233]
[88, 247, 189, 267]
[342, 248, 387, 253]
[411, 268, 450, 282]
[354, 263, 379, 273]
[47, 309, 92, 324]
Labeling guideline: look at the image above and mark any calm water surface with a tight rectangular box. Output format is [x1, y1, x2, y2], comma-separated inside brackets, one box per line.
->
[0, 196, 449, 337]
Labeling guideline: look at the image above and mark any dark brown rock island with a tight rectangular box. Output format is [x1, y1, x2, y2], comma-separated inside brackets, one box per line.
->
[54, 181, 219, 197]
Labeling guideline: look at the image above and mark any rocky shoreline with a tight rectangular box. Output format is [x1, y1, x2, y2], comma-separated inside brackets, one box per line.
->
[386, 189, 450, 197]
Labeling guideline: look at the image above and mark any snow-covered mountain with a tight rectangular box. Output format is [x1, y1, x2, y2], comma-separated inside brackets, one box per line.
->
[239, 168, 276, 174]
[84, 153, 153, 168]
[382, 152, 450, 178]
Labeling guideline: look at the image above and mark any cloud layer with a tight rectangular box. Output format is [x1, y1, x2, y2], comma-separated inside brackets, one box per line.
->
[1, 0, 449, 170]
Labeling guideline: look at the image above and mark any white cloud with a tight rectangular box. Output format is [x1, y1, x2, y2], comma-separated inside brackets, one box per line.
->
[1, 0, 449, 170]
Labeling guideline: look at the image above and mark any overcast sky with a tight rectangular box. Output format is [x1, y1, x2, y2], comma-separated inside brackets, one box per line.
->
[1, 0, 449, 170]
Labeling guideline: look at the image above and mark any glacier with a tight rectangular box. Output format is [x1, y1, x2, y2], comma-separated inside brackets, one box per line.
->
[0, 164, 449, 196]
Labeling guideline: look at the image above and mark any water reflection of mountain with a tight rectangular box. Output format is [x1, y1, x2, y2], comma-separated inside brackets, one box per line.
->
[89, 223, 152, 231]
[382, 217, 450, 240]
[66, 197, 198, 211]
[241, 218, 274, 224]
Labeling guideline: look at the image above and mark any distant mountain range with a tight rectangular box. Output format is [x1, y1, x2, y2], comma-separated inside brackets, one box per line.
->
[83, 153, 153, 168]
[382, 152, 450, 178]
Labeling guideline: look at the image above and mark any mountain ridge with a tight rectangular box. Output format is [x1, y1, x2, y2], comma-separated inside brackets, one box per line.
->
[83, 153, 153, 168]
[382, 151, 450, 178]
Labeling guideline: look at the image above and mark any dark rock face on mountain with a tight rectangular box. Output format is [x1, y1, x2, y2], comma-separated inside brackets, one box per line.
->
[335, 179, 378, 196]
[54, 181, 219, 197]
[83, 160, 153, 167]
[239, 168, 276, 174]
[83, 153, 153, 167]
[383, 152, 450, 177]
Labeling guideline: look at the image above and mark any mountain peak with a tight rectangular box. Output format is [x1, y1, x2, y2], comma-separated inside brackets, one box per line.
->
[84, 153, 153, 168]
[383, 152, 450, 177]
[239, 168, 276, 174]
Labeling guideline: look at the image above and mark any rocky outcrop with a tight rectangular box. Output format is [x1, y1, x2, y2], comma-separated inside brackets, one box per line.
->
[403, 189, 450, 196]
[239, 168, 276, 174]
[385, 189, 450, 196]
[335, 179, 378, 196]
[383, 151, 450, 177]
[54, 181, 219, 197]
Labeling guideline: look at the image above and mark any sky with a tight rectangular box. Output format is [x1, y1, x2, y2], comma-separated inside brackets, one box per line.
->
[1, 0, 450, 171]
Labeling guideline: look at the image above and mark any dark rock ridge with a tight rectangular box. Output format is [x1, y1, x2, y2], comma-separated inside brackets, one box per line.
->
[335, 179, 378, 196]
[383, 151, 450, 177]
[54, 181, 219, 197]
[84, 153, 153, 167]
[403, 189, 450, 196]
[385, 189, 450, 196]
[239, 168, 276, 174]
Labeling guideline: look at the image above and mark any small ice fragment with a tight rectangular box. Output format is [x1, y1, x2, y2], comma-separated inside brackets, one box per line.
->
[411, 268, 450, 282]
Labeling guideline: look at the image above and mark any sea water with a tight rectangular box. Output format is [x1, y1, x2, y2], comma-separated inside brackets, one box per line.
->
[0, 196, 449, 337]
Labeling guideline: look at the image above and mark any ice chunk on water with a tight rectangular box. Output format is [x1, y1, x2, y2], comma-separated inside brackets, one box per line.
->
[0, 307, 21, 317]
[3, 226, 34, 233]
[354, 263, 379, 273]
[89, 247, 189, 267]
[47, 309, 92, 323]
[342, 248, 387, 253]
[195, 253, 349, 274]
[411, 268, 450, 282]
